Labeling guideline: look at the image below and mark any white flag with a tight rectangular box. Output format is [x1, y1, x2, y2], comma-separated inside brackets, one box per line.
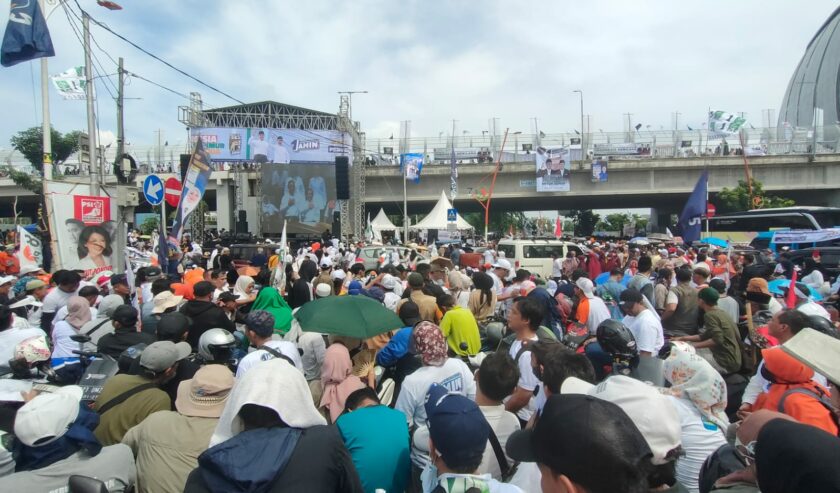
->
[16, 226, 42, 271]
[708, 110, 747, 138]
[51, 66, 89, 100]
[272, 220, 288, 291]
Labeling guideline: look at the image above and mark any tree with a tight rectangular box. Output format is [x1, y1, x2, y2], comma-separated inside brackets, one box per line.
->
[463, 211, 528, 235]
[596, 213, 631, 233]
[139, 215, 160, 236]
[568, 209, 600, 237]
[716, 179, 795, 213]
[9, 126, 82, 174]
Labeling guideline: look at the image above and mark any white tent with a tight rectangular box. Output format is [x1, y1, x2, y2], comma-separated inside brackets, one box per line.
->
[371, 208, 400, 233]
[410, 191, 475, 230]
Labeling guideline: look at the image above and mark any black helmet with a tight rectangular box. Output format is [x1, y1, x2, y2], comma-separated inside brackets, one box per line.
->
[699, 444, 746, 493]
[596, 319, 638, 358]
[118, 343, 148, 374]
[806, 315, 838, 338]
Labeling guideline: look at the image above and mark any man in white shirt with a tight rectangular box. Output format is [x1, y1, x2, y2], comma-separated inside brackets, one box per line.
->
[575, 277, 611, 335]
[551, 251, 563, 281]
[474, 352, 521, 481]
[248, 130, 270, 163]
[40, 270, 82, 332]
[504, 297, 544, 426]
[380, 274, 402, 312]
[271, 136, 290, 163]
[483, 246, 496, 267]
[618, 288, 664, 356]
[790, 283, 832, 321]
[489, 259, 511, 298]
[236, 310, 302, 379]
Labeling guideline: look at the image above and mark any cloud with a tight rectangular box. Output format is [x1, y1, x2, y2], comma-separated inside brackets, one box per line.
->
[0, 0, 836, 149]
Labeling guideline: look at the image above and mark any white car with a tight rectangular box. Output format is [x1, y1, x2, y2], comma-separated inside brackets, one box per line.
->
[357, 246, 426, 271]
[496, 239, 587, 279]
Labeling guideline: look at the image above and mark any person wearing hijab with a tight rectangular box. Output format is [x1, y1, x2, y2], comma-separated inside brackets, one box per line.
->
[659, 343, 728, 492]
[78, 294, 124, 345]
[250, 287, 294, 336]
[448, 271, 470, 309]
[183, 358, 364, 492]
[0, 386, 136, 491]
[468, 271, 496, 323]
[394, 322, 476, 475]
[51, 296, 93, 361]
[320, 344, 366, 423]
[800, 257, 826, 295]
[232, 275, 256, 307]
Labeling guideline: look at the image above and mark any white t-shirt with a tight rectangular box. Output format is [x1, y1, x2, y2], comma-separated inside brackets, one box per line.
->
[483, 250, 496, 265]
[552, 258, 563, 279]
[271, 144, 290, 163]
[53, 306, 98, 329]
[0, 327, 46, 364]
[585, 296, 612, 335]
[383, 291, 401, 312]
[622, 309, 664, 355]
[41, 288, 76, 315]
[51, 320, 83, 359]
[797, 301, 831, 321]
[249, 137, 269, 156]
[488, 271, 504, 297]
[507, 337, 540, 421]
[236, 340, 303, 378]
[667, 396, 727, 493]
[395, 358, 476, 467]
[477, 405, 521, 481]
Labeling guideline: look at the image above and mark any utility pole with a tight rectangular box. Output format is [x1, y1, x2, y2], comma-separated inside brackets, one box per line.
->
[83, 12, 99, 195]
[116, 57, 125, 169]
[573, 90, 584, 168]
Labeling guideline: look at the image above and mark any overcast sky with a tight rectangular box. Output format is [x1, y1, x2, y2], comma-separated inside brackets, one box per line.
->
[0, 0, 836, 151]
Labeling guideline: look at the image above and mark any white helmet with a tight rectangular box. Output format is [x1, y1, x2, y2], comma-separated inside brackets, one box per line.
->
[198, 328, 236, 362]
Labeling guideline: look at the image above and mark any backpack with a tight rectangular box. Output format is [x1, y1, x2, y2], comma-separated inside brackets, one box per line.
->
[777, 386, 840, 434]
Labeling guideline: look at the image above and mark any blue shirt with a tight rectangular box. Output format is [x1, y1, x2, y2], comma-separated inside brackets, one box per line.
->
[376, 326, 412, 367]
[336, 405, 411, 493]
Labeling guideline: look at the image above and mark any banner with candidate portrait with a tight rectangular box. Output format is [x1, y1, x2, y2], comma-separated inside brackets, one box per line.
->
[535, 146, 571, 192]
[401, 153, 424, 182]
[191, 127, 351, 164]
[261, 163, 337, 235]
[51, 193, 118, 280]
[591, 158, 608, 182]
[169, 139, 212, 243]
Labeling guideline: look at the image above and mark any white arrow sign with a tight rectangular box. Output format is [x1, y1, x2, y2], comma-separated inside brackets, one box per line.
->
[146, 181, 162, 197]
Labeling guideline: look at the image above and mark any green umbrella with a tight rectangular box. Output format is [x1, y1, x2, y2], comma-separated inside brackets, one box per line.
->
[294, 295, 404, 338]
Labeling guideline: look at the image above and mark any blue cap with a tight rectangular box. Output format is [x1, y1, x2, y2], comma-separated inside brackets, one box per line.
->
[347, 280, 363, 296]
[424, 384, 489, 468]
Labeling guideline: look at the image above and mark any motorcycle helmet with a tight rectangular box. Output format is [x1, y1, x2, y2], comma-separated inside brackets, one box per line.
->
[806, 314, 838, 338]
[698, 444, 745, 493]
[198, 328, 236, 363]
[596, 319, 638, 358]
[119, 343, 148, 374]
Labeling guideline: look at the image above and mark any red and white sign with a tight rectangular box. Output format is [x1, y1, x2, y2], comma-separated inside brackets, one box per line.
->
[165, 177, 182, 207]
[73, 195, 111, 225]
[706, 203, 716, 217]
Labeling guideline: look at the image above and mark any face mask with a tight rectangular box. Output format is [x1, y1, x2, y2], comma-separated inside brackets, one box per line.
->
[420, 461, 438, 493]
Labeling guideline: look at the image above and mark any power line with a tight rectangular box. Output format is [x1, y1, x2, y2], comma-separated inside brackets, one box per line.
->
[125, 71, 189, 99]
[74, 1, 245, 105]
[60, 2, 117, 99]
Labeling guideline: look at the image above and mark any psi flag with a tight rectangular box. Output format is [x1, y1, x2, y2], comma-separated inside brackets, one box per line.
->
[16, 225, 42, 270]
[1, 0, 55, 67]
[169, 139, 212, 243]
[678, 171, 708, 244]
[708, 110, 747, 138]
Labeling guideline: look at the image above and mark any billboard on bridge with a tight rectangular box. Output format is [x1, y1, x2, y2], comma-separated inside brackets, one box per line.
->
[191, 127, 350, 164]
[535, 146, 571, 192]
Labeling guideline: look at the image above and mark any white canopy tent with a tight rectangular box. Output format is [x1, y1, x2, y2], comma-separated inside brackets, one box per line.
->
[410, 191, 475, 230]
[370, 208, 400, 233]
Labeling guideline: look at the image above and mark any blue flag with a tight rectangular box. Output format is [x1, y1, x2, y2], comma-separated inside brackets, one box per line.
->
[169, 138, 213, 244]
[1, 0, 55, 67]
[678, 171, 708, 244]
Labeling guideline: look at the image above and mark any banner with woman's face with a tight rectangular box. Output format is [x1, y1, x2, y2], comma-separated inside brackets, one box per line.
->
[52, 194, 118, 280]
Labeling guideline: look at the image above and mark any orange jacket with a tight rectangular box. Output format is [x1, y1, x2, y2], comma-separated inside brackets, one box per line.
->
[753, 347, 838, 435]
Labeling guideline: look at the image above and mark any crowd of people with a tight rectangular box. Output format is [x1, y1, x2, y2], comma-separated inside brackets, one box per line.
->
[0, 232, 838, 493]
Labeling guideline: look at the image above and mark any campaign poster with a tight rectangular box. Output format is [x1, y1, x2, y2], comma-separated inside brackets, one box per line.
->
[591, 158, 608, 182]
[191, 127, 350, 164]
[401, 153, 424, 182]
[261, 163, 337, 235]
[53, 194, 118, 280]
[535, 146, 571, 192]
[170, 139, 212, 242]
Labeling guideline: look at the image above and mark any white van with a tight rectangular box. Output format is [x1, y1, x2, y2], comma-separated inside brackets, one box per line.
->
[496, 239, 587, 279]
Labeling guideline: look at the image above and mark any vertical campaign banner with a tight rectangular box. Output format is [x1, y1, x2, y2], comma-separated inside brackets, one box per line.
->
[535, 146, 571, 192]
[170, 139, 212, 243]
[52, 194, 117, 279]
[401, 153, 424, 183]
[591, 158, 608, 182]
[16, 226, 42, 270]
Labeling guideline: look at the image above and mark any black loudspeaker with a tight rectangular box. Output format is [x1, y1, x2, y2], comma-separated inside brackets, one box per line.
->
[335, 156, 350, 200]
[332, 211, 341, 238]
[238, 210, 247, 222]
[180, 154, 191, 180]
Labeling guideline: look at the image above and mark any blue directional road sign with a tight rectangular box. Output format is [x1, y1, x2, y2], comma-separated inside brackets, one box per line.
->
[143, 175, 164, 206]
[447, 208, 457, 222]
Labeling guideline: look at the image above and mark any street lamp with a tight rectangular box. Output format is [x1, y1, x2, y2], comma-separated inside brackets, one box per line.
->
[573, 90, 584, 167]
